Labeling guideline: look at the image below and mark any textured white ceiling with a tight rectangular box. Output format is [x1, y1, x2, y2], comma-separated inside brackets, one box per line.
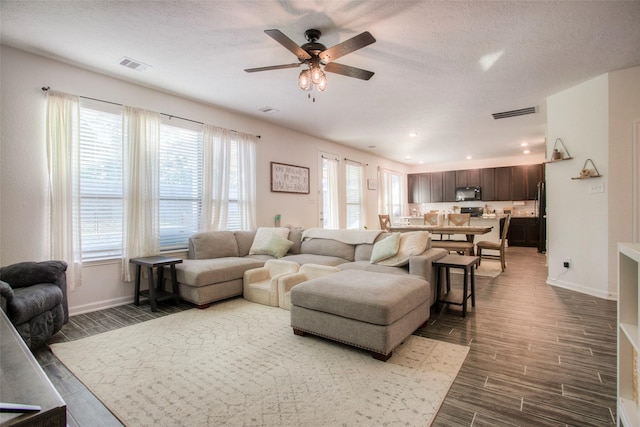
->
[2, 1, 640, 166]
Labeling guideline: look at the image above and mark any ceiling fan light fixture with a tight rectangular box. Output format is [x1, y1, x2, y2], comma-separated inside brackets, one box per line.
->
[298, 69, 312, 91]
[316, 74, 327, 92]
[310, 63, 324, 85]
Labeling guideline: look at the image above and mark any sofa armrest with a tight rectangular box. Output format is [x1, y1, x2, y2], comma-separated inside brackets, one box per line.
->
[0, 280, 14, 313]
[0, 261, 68, 323]
[0, 261, 67, 289]
[243, 267, 270, 284]
[408, 248, 448, 285]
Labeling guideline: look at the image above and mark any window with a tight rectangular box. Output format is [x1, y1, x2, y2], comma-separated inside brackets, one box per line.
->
[76, 101, 252, 260]
[380, 169, 403, 224]
[159, 118, 203, 249]
[345, 160, 364, 229]
[79, 101, 123, 259]
[321, 155, 339, 229]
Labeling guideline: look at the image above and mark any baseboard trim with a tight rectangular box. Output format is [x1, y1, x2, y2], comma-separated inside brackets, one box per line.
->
[546, 277, 616, 300]
[69, 296, 134, 317]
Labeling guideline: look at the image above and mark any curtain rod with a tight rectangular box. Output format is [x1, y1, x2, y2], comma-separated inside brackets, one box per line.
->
[41, 86, 260, 139]
[344, 157, 369, 166]
[321, 155, 339, 161]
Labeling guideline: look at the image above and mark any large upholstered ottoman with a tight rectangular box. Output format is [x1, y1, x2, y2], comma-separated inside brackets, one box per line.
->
[290, 269, 431, 361]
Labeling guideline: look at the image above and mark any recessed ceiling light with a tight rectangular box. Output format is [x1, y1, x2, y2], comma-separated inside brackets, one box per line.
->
[523, 150, 531, 154]
[521, 142, 528, 146]
[466, 155, 472, 160]
[405, 155, 412, 160]
[409, 132, 418, 137]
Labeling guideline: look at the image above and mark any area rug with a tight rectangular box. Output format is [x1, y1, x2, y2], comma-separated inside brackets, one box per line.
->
[450, 258, 503, 278]
[51, 298, 468, 427]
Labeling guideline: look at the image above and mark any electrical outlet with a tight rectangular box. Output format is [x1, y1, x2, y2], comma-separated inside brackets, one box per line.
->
[563, 257, 571, 268]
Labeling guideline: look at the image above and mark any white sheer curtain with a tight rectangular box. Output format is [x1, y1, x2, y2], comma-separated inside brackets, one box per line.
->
[46, 91, 82, 290]
[322, 157, 340, 229]
[201, 125, 256, 231]
[121, 106, 160, 281]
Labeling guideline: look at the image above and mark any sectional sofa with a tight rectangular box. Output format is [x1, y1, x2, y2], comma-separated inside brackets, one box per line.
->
[173, 227, 447, 308]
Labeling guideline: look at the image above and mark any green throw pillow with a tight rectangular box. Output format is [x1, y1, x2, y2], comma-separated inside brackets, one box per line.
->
[262, 233, 294, 258]
[370, 233, 401, 263]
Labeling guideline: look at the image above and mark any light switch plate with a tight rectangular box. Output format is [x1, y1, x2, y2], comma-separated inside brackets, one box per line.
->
[589, 182, 604, 193]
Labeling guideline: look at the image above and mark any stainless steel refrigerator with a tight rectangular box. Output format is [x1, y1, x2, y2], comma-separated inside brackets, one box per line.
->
[536, 181, 546, 253]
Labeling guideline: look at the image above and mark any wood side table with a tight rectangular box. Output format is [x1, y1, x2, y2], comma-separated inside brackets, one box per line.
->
[433, 254, 480, 318]
[129, 256, 183, 312]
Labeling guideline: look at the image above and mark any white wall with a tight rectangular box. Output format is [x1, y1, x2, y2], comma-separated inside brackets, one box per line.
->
[546, 74, 610, 298]
[0, 46, 408, 314]
[546, 66, 640, 299]
[608, 66, 640, 294]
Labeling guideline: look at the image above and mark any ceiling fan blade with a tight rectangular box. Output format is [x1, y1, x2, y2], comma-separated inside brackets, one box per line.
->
[324, 62, 375, 80]
[264, 29, 312, 61]
[319, 31, 376, 63]
[244, 63, 302, 73]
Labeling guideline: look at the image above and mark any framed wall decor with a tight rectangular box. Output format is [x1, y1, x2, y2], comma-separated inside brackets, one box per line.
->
[270, 162, 310, 194]
[367, 179, 377, 190]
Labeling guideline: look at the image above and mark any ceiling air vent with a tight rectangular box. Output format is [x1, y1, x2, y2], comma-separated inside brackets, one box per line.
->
[258, 106, 279, 114]
[118, 57, 150, 72]
[492, 106, 537, 120]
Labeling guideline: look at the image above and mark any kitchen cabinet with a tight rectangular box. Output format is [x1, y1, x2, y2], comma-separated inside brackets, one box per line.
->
[456, 169, 480, 188]
[495, 167, 512, 201]
[507, 217, 539, 247]
[407, 164, 543, 204]
[511, 164, 544, 201]
[407, 173, 431, 203]
[430, 172, 444, 202]
[443, 171, 457, 202]
[480, 168, 495, 201]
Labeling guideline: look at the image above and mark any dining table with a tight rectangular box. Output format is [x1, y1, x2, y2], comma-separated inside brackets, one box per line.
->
[388, 224, 493, 244]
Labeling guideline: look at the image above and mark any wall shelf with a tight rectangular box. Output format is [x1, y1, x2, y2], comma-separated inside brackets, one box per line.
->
[545, 138, 573, 163]
[571, 158, 602, 179]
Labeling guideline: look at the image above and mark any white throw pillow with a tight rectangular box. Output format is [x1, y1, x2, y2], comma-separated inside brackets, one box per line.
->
[377, 231, 429, 267]
[249, 227, 290, 255]
[370, 233, 401, 263]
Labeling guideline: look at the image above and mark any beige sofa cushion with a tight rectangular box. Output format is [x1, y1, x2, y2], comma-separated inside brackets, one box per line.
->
[234, 230, 257, 256]
[175, 258, 264, 287]
[189, 231, 239, 259]
[300, 238, 355, 261]
[290, 270, 428, 325]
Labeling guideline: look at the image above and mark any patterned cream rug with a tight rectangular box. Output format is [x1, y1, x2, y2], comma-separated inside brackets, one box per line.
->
[51, 298, 469, 426]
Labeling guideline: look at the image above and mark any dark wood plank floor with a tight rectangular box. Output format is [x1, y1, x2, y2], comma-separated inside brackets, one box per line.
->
[32, 247, 617, 426]
[417, 247, 617, 426]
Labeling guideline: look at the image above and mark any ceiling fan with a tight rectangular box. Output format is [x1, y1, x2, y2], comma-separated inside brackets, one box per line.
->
[244, 28, 376, 91]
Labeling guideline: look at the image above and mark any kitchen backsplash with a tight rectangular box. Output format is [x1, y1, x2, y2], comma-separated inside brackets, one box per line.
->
[408, 200, 538, 217]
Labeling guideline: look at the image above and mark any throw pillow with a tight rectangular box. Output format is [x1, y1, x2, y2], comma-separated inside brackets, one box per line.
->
[249, 227, 290, 255]
[261, 233, 294, 258]
[369, 233, 401, 263]
[377, 231, 430, 267]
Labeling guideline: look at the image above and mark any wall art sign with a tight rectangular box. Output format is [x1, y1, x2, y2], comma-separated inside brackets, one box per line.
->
[270, 162, 310, 194]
